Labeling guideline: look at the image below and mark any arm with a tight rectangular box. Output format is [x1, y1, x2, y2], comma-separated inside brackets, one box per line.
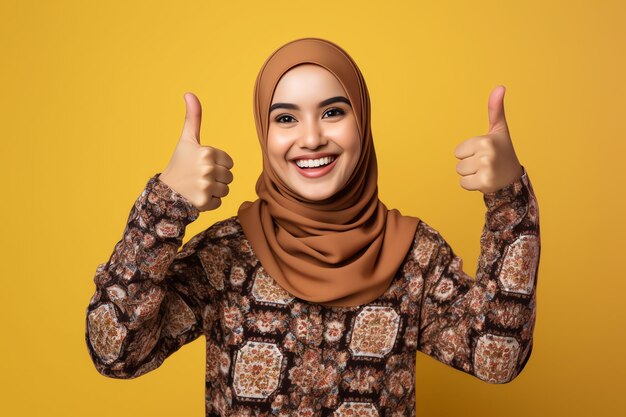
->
[85, 173, 217, 379]
[417, 166, 540, 384]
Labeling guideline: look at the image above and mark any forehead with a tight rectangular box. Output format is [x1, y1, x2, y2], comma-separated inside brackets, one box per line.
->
[271, 64, 346, 103]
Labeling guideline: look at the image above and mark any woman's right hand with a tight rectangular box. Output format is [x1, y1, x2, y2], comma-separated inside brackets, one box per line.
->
[158, 92, 234, 212]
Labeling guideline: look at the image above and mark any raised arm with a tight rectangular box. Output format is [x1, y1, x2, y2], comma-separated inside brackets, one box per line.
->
[85, 173, 217, 379]
[417, 166, 540, 384]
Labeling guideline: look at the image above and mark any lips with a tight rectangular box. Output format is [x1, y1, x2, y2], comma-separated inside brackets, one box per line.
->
[290, 152, 339, 162]
[292, 155, 339, 178]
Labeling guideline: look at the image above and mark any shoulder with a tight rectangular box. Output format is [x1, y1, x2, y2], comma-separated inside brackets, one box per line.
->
[403, 219, 450, 272]
[176, 215, 248, 260]
[204, 215, 245, 240]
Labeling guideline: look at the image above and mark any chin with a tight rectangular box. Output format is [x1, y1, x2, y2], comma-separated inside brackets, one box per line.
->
[295, 186, 337, 201]
[299, 179, 350, 201]
[304, 193, 335, 201]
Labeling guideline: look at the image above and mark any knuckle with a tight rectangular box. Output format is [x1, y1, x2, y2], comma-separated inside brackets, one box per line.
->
[480, 171, 494, 187]
[200, 147, 213, 159]
[198, 194, 211, 205]
[203, 164, 215, 175]
[201, 181, 213, 194]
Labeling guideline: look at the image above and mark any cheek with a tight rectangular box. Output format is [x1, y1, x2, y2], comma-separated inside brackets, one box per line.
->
[333, 126, 361, 166]
[267, 131, 293, 162]
[328, 117, 360, 147]
[266, 132, 297, 183]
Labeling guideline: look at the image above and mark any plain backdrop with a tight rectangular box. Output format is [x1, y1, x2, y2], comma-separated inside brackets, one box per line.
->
[1, 1, 624, 416]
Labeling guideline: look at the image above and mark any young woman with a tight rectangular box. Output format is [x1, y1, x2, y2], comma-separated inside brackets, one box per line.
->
[86, 37, 540, 416]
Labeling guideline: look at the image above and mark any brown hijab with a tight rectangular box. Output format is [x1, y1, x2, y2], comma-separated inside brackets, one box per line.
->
[237, 37, 420, 307]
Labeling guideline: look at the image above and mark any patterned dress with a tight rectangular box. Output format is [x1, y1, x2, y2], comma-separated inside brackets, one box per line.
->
[85, 167, 540, 417]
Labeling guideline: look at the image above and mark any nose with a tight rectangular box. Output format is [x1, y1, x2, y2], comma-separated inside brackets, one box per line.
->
[297, 118, 328, 149]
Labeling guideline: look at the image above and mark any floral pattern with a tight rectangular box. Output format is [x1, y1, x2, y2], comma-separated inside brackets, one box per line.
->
[349, 306, 401, 358]
[473, 334, 520, 383]
[87, 303, 127, 364]
[251, 266, 295, 305]
[334, 402, 379, 416]
[233, 341, 284, 399]
[85, 167, 540, 415]
[498, 234, 540, 294]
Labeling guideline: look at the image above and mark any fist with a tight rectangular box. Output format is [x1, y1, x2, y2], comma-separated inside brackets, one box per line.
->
[158, 92, 234, 212]
[453, 85, 523, 194]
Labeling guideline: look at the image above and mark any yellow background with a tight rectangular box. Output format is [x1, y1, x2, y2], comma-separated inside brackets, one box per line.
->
[1, 0, 624, 415]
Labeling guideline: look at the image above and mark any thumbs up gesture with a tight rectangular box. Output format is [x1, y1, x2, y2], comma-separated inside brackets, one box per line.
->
[158, 92, 234, 212]
[453, 86, 523, 194]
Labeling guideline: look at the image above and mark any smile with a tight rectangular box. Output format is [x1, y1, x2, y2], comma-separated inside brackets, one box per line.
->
[292, 155, 339, 178]
[294, 155, 336, 168]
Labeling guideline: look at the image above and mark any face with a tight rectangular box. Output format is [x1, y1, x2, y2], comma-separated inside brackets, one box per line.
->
[267, 64, 361, 201]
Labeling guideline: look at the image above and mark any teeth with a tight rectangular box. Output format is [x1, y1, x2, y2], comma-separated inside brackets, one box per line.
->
[295, 156, 336, 168]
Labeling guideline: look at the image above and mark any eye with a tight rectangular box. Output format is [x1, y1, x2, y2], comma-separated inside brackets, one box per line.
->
[275, 114, 296, 124]
[323, 107, 345, 118]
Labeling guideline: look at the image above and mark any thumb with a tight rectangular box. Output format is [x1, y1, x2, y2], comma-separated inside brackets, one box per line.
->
[181, 92, 202, 143]
[487, 85, 509, 134]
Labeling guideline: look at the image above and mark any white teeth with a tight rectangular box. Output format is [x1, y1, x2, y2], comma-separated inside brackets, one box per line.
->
[295, 156, 336, 168]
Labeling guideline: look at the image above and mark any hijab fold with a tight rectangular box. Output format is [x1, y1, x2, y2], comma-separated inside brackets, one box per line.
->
[237, 37, 420, 307]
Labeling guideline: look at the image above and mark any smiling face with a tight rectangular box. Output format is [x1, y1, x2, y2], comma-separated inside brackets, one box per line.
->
[267, 64, 361, 201]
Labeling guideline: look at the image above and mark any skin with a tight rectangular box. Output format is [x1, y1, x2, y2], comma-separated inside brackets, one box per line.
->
[454, 85, 523, 194]
[158, 74, 522, 212]
[267, 64, 361, 201]
[159, 93, 234, 212]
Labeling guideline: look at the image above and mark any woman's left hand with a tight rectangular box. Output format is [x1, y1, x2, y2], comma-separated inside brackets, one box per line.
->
[453, 85, 523, 194]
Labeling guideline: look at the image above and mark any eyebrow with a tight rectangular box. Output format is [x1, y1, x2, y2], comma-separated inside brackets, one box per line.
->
[269, 96, 352, 113]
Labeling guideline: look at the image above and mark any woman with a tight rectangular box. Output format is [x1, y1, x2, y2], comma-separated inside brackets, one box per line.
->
[85, 37, 540, 416]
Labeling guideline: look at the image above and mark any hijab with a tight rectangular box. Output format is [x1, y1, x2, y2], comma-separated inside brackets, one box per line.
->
[237, 37, 421, 307]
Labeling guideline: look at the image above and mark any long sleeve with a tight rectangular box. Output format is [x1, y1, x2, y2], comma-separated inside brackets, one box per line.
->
[417, 166, 540, 384]
[85, 173, 216, 379]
